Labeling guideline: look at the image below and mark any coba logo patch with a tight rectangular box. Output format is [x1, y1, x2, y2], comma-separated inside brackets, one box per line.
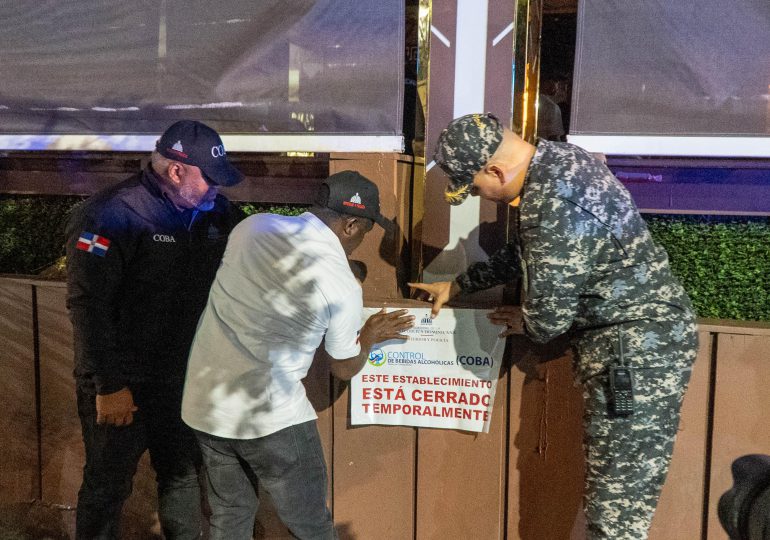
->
[153, 234, 176, 243]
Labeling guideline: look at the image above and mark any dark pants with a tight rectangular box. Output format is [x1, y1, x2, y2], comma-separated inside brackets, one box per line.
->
[76, 384, 202, 540]
[196, 421, 337, 540]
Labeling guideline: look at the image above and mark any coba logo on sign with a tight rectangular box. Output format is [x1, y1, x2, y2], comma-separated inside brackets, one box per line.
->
[211, 145, 226, 158]
[456, 355, 493, 367]
[420, 316, 432, 325]
[153, 234, 176, 243]
[368, 348, 386, 367]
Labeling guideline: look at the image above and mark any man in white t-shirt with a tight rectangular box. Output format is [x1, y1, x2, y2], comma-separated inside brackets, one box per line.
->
[181, 170, 414, 540]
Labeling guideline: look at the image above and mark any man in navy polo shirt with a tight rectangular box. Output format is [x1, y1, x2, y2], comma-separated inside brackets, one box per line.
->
[66, 120, 244, 539]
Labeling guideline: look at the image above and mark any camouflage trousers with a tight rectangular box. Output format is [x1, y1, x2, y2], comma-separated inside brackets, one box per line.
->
[580, 334, 697, 539]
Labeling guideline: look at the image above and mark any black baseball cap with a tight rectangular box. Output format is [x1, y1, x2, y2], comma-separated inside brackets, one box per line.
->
[156, 120, 244, 186]
[322, 170, 388, 228]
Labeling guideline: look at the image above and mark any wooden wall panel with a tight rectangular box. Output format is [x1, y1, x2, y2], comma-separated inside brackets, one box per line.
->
[415, 370, 508, 540]
[222, 155, 329, 204]
[0, 152, 329, 204]
[1, 289, 767, 538]
[506, 337, 585, 540]
[648, 331, 712, 539]
[332, 385, 416, 540]
[0, 282, 37, 502]
[330, 153, 414, 300]
[37, 285, 80, 506]
[0, 153, 143, 196]
[36, 284, 163, 538]
[36, 285, 79, 536]
[708, 333, 770, 540]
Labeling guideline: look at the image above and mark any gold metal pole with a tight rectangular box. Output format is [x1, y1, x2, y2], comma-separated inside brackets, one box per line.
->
[509, 0, 543, 235]
[409, 0, 432, 281]
[512, 0, 543, 143]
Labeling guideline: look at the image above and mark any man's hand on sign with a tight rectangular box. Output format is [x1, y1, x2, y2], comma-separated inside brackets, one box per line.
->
[407, 281, 461, 318]
[487, 305, 524, 337]
[360, 308, 414, 346]
[96, 387, 138, 426]
[330, 309, 415, 381]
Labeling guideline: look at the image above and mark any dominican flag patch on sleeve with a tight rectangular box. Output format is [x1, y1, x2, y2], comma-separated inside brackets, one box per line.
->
[76, 232, 111, 257]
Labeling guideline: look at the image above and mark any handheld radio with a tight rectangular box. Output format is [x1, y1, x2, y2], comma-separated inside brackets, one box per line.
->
[609, 325, 635, 416]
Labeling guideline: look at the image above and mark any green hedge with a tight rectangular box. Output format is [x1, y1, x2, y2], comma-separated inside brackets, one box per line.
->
[0, 196, 307, 278]
[0, 197, 768, 321]
[239, 203, 307, 217]
[645, 215, 770, 322]
[0, 196, 82, 275]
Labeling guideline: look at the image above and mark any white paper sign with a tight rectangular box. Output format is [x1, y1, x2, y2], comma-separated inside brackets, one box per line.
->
[351, 307, 504, 433]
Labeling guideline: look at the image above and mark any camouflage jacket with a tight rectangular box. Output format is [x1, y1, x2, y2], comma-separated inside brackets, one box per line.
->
[456, 140, 695, 351]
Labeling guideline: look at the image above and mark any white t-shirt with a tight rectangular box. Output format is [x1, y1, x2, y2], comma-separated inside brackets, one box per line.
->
[182, 212, 362, 439]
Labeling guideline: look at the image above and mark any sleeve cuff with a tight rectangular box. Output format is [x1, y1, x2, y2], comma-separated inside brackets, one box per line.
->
[325, 341, 362, 362]
[94, 378, 127, 395]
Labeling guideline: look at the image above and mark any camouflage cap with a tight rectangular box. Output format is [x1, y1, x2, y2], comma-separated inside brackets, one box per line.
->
[434, 113, 504, 205]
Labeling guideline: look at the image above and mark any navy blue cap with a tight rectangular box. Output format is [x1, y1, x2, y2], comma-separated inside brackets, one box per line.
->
[156, 120, 243, 187]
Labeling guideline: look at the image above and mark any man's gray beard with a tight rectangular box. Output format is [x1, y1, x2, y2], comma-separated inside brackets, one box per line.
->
[179, 186, 215, 212]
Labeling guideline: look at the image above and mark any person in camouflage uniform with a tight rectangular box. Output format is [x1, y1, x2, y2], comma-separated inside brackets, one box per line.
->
[410, 113, 697, 539]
